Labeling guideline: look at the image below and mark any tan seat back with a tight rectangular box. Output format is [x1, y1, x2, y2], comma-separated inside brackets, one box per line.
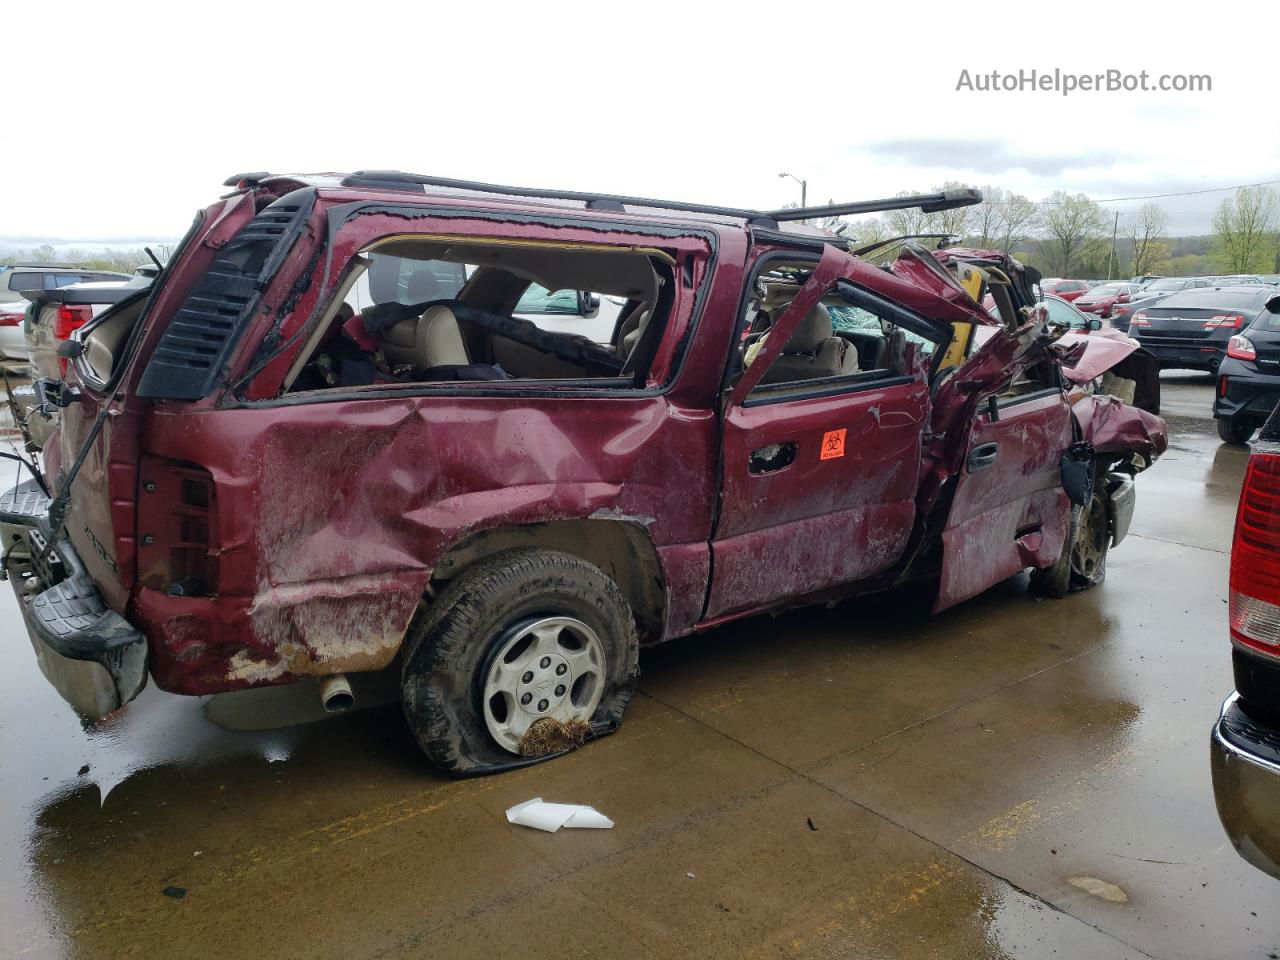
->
[381, 305, 470, 372]
[760, 303, 860, 384]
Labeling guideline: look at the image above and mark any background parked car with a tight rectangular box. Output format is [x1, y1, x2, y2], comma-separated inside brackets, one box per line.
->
[1132, 284, 1277, 377]
[1211, 405, 1280, 879]
[1041, 278, 1090, 301]
[1042, 293, 1104, 331]
[1075, 282, 1138, 318]
[0, 264, 129, 303]
[344, 252, 624, 343]
[0, 301, 30, 361]
[22, 273, 152, 379]
[1112, 278, 1213, 333]
[1211, 289, 1280, 442]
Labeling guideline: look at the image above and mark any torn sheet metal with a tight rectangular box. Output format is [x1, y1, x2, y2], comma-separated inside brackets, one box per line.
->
[506, 797, 614, 833]
[1052, 331, 1140, 384]
[1073, 393, 1169, 464]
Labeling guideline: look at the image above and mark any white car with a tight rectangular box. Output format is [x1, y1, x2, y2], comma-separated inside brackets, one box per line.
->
[0, 301, 29, 361]
[345, 252, 625, 344]
[23, 274, 152, 379]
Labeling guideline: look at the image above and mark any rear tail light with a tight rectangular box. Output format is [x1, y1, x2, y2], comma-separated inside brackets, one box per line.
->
[1131, 312, 1150, 327]
[137, 458, 218, 597]
[0, 311, 22, 328]
[1227, 335, 1257, 361]
[53, 304, 92, 340]
[1205, 314, 1246, 330]
[1231, 452, 1280, 659]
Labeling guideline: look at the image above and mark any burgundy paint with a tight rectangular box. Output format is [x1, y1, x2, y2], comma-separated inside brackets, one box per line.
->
[43, 180, 1170, 696]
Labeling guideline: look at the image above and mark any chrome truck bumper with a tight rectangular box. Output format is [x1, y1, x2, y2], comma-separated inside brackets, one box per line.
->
[0, 478, 147, 719]
[1210, 691, 1280, 880]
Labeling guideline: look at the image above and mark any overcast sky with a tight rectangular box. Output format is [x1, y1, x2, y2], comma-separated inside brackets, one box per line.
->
[3, 0, 1275, 240]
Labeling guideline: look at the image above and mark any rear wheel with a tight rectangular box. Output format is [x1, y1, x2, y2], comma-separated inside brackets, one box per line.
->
[401, 548, 639, 776]
[1217, 415, 1256, 445]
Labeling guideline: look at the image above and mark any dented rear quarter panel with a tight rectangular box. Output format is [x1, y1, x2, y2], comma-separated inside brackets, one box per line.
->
[130, 209, 746, 694]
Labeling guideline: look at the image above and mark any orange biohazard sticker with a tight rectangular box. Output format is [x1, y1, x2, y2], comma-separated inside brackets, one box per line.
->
[820, 428, 846, 461]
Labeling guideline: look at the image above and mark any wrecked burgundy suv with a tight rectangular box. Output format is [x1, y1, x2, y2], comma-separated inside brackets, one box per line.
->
[0, 172, 1167, 776]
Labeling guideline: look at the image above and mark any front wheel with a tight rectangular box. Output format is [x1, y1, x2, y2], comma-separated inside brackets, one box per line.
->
[1069, 488, 1109, 590]
[1217, 415, 1255, 445]
[1030, 504, 1081, 599]
[401, 548, 639, 777]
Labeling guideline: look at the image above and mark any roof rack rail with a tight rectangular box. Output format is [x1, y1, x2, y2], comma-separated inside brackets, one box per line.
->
[770, 189, 982, 222]
[334, 171, 983, 229]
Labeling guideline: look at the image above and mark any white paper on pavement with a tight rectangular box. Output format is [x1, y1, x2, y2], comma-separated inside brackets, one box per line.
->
[505, 797, 614, 833]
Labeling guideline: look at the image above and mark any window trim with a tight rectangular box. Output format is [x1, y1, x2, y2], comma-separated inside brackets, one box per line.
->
[228, 202, 717, 408]
[743, 372, 915, 407]
[725, 249, 949, 406]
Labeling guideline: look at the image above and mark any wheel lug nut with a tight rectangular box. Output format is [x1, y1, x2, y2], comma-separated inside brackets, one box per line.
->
[555, 663, 567, 676]
[555, 685, 566, 696]
[521, 671, 533, 683]
[539, 656, 551, 669]
[537, 699, 549, 712]
[520, 693, 532, 706]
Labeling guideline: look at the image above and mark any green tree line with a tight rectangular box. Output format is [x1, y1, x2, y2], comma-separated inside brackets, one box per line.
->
[840, 184, 1280, 280]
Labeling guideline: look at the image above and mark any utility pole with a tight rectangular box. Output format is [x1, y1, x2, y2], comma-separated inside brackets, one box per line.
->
[778, 172, 807, 209]
[1107, 209, 1120, 281]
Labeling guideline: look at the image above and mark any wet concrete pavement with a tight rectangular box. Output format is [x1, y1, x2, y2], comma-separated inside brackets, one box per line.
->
[1, 371, 1275, 959]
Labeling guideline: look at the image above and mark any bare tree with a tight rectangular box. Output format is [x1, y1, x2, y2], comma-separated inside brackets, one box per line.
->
[1127, 203, 1169, 276]
[997, 193, 1039, 253]
[1213, 186, 1280, 273]
[973, 185, 1005, 247]
[970, 186, 1039, 253]
[1040, 192, 1108, 276]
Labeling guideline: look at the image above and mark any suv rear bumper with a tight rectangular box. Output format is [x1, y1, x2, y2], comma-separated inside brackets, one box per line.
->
[1211, 691, 1280, 880]
[1, 478, 147, 719]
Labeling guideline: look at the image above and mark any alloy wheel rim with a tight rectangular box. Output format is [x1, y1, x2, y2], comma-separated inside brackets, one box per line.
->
[1072, 497, 1108, 579]
[482, 616, 606, 754]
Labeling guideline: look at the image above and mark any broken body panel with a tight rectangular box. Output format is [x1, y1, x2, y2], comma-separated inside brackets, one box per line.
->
[2, 175, 1167, 718]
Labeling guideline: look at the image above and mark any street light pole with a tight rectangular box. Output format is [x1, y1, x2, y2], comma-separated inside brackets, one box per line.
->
[1107, 209, 1120, 281]
[778, 172, 807, 209]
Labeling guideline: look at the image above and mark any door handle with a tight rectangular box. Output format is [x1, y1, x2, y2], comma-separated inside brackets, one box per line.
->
[749, 441, 797, 474]
[967, 442, 1000, 472]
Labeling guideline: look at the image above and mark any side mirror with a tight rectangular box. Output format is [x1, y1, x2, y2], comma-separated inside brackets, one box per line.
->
[578, 291, 601, 318]
[1088, 318, 1102, 331]
[56, 340, 84, 359]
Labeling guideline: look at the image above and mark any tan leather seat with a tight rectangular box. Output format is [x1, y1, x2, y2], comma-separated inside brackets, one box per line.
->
[381, 305, 470, 372]
[760, 304, 860, 384]
[613, 302, 651, 359]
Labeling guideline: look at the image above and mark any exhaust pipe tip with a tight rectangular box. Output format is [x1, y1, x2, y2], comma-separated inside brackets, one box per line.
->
[319, 673, 354, 713]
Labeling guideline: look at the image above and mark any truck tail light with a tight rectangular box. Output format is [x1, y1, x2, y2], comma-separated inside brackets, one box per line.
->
[1227, 335, 1258, 361]
[137, 458, 218, 597]
[1231, 452, 1280, 659]
[1206, 314, 1246, 330]
[54, 304, 92, 340]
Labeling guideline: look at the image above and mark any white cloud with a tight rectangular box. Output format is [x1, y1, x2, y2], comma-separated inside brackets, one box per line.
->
[3, 0, 1274, 238]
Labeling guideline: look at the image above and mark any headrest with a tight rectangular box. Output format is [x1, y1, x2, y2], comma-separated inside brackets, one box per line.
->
[785, 303, 833, 353]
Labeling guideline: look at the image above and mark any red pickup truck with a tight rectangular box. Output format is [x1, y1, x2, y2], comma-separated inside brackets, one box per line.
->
[0, 173, 1167, 776]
